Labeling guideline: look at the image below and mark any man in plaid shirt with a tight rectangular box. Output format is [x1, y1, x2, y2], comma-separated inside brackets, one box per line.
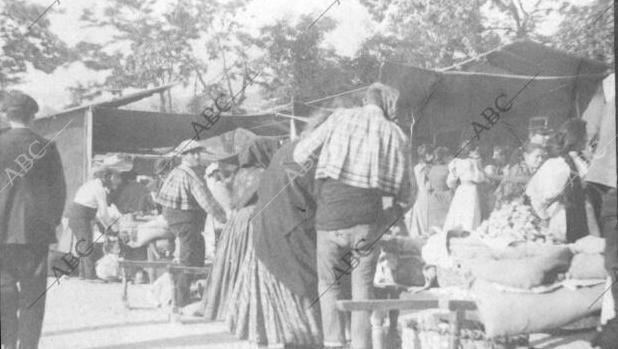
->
[157, 139, 227, 307]
[294, 83, 411, 349]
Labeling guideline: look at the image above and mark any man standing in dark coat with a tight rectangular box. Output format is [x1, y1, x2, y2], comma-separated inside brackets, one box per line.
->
[0, 90, 66, 349]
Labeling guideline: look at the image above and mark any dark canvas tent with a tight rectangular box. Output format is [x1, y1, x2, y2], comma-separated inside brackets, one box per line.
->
[379, 41, 611, 151]
[30, 85, 291, 214]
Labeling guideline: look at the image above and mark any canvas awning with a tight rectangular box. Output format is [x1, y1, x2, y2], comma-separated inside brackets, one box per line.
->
[91, 107, 290, 154]
[380, 41, 610, 150]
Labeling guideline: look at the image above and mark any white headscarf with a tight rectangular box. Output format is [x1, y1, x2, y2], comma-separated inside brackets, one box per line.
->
[364, 83, 400, 120]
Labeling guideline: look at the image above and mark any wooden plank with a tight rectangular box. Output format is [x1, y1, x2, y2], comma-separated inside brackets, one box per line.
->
[449, 310, 464, 349]
[337, 298, 440, 312]
[337, 296, 477, 312]
[118, 259, 213, 274]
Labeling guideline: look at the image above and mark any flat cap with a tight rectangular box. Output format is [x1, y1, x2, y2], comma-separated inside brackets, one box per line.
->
[1, 90, 39, 114]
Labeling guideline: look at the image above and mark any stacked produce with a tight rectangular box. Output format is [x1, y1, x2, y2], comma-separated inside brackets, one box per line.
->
[474, 202, 560, 245]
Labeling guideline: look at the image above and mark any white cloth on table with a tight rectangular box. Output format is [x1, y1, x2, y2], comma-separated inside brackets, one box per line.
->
[421, 228, 453, 269]
[443, 158, 484, 232]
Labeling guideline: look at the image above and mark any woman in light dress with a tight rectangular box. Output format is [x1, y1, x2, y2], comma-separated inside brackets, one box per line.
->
[526, 119, 594, 243]
[442, 142, 486, 232]
[408, 144, 434, 238]
[425, 146, 454, 231]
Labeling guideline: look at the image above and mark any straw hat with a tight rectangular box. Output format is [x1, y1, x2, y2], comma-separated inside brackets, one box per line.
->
[92, 154, 134, 174]
[171, 139, 207, 156]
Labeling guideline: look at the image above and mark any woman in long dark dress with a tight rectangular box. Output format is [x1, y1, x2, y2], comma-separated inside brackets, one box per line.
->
[202, 138, 279, 320]
[225, 139, 323, 346]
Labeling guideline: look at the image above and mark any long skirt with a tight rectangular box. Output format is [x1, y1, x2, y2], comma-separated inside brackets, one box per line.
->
[202, 205, 255, 320]
[443, 183, 481, 233]
[408, 189, 453, 238]
[408, 189, 429, 238]
[225, 240, 322, 346]
[426, 189, 453, 231]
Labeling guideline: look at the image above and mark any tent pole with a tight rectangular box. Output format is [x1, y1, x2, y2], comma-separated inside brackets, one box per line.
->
[570, 58, 583, 119]
[290, 96, 298, 141]
[85, 107, 93, 180]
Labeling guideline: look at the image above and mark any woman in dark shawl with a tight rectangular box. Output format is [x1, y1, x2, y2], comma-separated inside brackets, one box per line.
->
[225, 114, 330, 347]
[202, 137, 279, 320]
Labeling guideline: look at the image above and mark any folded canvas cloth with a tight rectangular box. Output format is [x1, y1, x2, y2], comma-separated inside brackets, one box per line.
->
[130, 215, 173, 247]
[462, 246, 573, 289]
[570, 235, 606, 254]
[473, 279, 604, 337]
[568, 253, 607, 279]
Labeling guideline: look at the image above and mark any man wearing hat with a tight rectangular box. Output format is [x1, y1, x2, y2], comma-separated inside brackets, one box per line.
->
[0, 90, 66, 349]
[67, 155, 130, 280]
[157, 139, 227, 307]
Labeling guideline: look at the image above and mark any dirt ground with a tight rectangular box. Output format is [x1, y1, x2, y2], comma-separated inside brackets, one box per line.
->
[38, 277, 598, 349]
[39, 277, 252, 349]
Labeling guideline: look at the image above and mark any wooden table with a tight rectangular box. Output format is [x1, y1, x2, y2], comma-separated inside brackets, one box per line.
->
[337, 292, 478, 349]
[118, 259, 212, 322]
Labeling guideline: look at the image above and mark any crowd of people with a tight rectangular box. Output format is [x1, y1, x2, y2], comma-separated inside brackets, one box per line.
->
[1, 81, 616, 349]
[406, 120, 595, 244]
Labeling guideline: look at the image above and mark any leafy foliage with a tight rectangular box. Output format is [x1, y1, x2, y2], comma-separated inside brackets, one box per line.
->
[357, 0, 614, 69]
[0, 0, 72, 87]
[358, 0, 501, 69]
[553, 0, 614, 65]
[245, 15, 374, 106]
[72, 0, 212, 110]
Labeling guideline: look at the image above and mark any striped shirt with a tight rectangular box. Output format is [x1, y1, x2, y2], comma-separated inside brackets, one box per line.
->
[294, 104, 410, 196]
[156, 163, 227, 222]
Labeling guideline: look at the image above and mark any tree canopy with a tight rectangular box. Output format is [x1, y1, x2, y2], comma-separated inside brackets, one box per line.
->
[0, 0, 613, 112]
[0, 0, 72, 88]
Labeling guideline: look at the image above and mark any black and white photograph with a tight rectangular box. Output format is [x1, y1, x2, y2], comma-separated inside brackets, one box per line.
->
[0, 0, 616, 348]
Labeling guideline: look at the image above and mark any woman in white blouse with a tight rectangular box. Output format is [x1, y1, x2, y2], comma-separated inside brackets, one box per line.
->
[526, 119, 593, 243]
[68, 167, 122, 279]
[443, 142, 486, 232]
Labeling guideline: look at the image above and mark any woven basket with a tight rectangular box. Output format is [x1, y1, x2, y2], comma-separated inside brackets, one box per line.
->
[399, 310, 528, 349]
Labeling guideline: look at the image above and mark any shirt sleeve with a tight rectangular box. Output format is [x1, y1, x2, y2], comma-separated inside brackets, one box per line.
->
[189, 175, 227, 223]
[470, 158, 486, 183]
[293, 111, 338, 164]
[95, 184, 112, 228]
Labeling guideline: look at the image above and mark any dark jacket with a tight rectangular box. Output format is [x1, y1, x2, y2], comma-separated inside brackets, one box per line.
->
[0, 128, 66, 245]
[253, 141, 318, 298]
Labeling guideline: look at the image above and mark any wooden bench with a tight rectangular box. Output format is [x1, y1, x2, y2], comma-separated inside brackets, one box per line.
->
[337, 293, 478, 349]
[118, 259, 212, 321]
